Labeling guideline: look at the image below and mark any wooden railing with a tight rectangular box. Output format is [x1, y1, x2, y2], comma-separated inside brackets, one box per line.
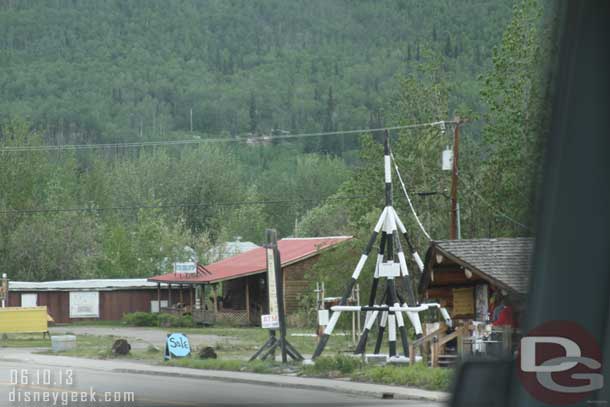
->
[408, 323, 447, 366]
[408, 323, 471, 367]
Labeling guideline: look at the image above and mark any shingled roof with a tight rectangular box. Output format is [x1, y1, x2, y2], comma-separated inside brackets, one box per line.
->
[424, 238, 534, 295]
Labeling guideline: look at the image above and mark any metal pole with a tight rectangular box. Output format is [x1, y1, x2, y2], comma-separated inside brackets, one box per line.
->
[457, 202, 462, 240]
[351, 287, 356, 345]
[1, 273, 7, 308]
[450, 118, 461, 240]
[356, 284, 361, 339]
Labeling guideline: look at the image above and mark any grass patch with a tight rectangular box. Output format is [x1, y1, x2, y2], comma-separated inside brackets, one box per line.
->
[351, 363, 453, 391]
[0, 333, 51, 348]
[300, 355, 452, 391]
[167, 358, 282, 374]
[38, 334, 159, 361]
[59, 320, 124, 327]
[300, 354, 363, 377]
[39, 334, 116, 358]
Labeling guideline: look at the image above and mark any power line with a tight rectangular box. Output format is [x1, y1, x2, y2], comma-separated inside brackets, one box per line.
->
[389, 150, 433, 241]
[0, 122, 449, 153]
[459, 178, 531, 231]
[0, 195, 369, 215]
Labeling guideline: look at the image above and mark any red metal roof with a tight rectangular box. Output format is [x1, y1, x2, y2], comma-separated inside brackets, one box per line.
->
[148, 236, 351, 284]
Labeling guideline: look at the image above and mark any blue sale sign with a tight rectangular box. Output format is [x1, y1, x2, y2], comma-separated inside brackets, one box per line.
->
[164, 333, 191, 360]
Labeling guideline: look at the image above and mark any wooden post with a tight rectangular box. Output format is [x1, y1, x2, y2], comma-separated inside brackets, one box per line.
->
[157, 283, 161, 312]
[450, 118, 461, 240]
[245, 277, 250, 324]
[409, 344, 415, 365]
[282, 265, 287, 314]
[503, 326, 512, 353]
[212, 284, 218, 312]
[351, 286, 356, 345]
[189, 285, 194, 310]
[431, 341, 438, 368]
[168, 284, 172, 307]
[179, 284, 184, 305]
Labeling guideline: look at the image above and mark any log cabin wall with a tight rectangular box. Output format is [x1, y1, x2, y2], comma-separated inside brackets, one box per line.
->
[282, 255, 319, 314]
[423, 262, 483, 320]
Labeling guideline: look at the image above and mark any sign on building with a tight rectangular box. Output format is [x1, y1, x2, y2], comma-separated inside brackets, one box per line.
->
[69, 291, 100, 318]
[21, 293, 37, 308]
[164, 333, 191, 360]
[173, 262, 197, 274]
[452, 287, 474, 316]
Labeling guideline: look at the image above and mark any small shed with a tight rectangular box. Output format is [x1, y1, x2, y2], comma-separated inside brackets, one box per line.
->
[6, 279, 185, 323]
[149, 236, 351, 326]
[419, 238, 533, 323]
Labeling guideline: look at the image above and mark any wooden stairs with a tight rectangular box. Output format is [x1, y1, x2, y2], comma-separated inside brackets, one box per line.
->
[408, 322, 471, 368]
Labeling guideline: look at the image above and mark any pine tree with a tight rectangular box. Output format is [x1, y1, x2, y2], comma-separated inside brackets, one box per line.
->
[444, 35, 453, 57]
[321, 86, 341, 154]
[248, 93, 258, 134]
[324, 86, 336, 133]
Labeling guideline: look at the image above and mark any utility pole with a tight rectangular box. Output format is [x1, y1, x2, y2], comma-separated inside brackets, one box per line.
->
[190, 108, 193, 133]
[450, 117, 462, 240]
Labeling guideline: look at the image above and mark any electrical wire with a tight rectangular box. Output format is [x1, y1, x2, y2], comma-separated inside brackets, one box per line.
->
[0, 195, 368, 215]
[0, 122, 450, 153]
[459, 178, 531, 232]
[389, 150, 433, 241]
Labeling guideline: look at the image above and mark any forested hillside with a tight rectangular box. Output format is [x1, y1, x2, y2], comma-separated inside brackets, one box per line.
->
[1, 0, 552, 282]
[0, 0, 511, 150]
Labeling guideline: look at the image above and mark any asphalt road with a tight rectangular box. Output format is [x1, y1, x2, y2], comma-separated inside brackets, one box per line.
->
[0, 360, 444, 407]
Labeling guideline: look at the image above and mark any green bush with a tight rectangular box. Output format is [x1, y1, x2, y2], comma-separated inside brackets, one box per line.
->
[158, 313, 194, 328]
[122, 312, 159, 327]
[122, 312, 194, 328]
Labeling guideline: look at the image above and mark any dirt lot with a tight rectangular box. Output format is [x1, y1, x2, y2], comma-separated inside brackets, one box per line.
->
[49, 325, 238, 350]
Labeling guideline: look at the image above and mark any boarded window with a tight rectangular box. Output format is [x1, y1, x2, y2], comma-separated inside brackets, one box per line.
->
[150, 300, 168, 313]
[21, 293, 37, 307]
[69, 291, 100, 318]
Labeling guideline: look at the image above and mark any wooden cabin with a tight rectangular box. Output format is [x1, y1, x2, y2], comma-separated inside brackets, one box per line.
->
[149, 236, 351, 326]
[5, 279, 185, 323]
[417, 238, 533, 363]
[420, 237, 532, 322]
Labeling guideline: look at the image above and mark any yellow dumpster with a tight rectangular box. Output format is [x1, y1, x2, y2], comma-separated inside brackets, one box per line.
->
[0, 306, 49, 334]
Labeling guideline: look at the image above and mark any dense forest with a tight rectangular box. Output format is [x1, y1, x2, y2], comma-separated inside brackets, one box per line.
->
[0, 0, 512, 147]
[0, 0, 551, 282]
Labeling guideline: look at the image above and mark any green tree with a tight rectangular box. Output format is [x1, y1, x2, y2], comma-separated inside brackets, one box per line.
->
[478, 0, 551, 236]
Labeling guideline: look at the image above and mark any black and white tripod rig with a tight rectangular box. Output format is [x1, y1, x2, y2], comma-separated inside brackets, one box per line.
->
[311, 131, 452, 361]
